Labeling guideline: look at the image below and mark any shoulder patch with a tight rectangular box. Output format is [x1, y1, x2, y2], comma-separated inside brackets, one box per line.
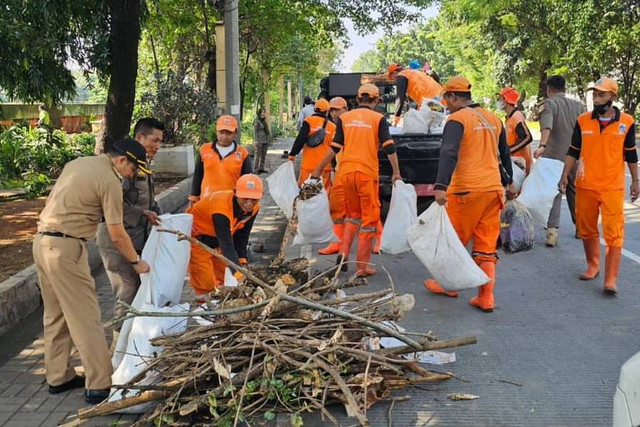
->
[619, 123, 627, 135]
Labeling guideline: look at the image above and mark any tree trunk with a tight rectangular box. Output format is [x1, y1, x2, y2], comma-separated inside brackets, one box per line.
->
[95, 0, 142, 155]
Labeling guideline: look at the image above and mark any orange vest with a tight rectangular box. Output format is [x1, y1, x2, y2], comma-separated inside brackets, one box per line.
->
[447, 107, 504, 193]
[505, 110, 532, 164]
[302, 115, 335, 171]
[575, 111, 634, 192]
[199, 143, 249, 197]
[398, 69, 443, 106]
[335, 108, 393, 179]
[191, 190, 260, 237]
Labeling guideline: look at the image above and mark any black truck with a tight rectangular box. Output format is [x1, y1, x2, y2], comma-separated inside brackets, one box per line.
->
[319, 72, 442, 216]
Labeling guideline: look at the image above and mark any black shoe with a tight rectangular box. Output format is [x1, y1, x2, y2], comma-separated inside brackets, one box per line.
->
[84, 388, 110, 404]
[48, 375, 85, 394]
[255, 170, 263, 175]
[258, 169, 268, 174]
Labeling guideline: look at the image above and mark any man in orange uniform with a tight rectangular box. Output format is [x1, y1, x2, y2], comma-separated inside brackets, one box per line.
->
[388, 63, 443, 126]
[311, 84, 402, 277]
[559, 78, 638, 294]
[319, 97, 349, 255]
[188, 174, 263, 295]
[288, 99, 335, 192]
[424, 76, 516, 312]
[189, 115, 252, 207]
[498, 87, 533, 175]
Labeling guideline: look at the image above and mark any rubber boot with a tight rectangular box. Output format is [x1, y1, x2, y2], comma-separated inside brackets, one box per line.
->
[318, 223, 344, 255]
[470, 262, 495, 312]
[579, 237, 600, 280]
[424, 280, 458, 298]
[337, 222, 358, 272]
[603, 246, 621, 295]
[355, 233, 377, 277]
[373, 220, 383, 254]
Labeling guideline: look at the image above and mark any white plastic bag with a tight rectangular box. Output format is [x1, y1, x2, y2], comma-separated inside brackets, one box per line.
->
[511, 160, 526, 193]
[402, 109, 429, 133]
[407, 204, 489, 291]
[517, 158, 564, 224]
[266, 162, 299, 219]
[381, 182, 417, 254]
[109, 303, 189, 413]
[293, 187, 336, 245]
[112, 213, 192, 369]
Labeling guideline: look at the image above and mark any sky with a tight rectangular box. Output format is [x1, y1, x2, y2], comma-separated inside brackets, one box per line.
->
[338, 6, 439, 72]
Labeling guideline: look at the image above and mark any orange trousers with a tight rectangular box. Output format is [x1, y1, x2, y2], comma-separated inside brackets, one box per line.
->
[299, 167, 332, 194]
[329, 174, 346, 223]
[576, 188, 624, 247]
[342, 171, 380, 233]
[189, 242, 226, 295]
[447, 191, 504, 263]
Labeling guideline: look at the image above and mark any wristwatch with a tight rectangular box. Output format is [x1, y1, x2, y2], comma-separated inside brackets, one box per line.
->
[130, 255, 141, 265]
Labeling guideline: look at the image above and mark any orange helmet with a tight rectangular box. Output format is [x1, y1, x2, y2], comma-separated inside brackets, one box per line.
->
[498, 87, 520, 105]
[329, 96, 348, 110]
[236, 174, 263, 199]
[387, 63, 403, 78]
[314, 98, 330, 112]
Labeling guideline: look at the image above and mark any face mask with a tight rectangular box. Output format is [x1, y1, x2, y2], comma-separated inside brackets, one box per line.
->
[496, 100, 506, 110]
[593, 100, 612, 115]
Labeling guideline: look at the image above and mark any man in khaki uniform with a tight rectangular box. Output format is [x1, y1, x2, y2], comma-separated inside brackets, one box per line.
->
[534, 75, 586, 246]
[33, 138, 151, 404]
[97, 118, 164, 324]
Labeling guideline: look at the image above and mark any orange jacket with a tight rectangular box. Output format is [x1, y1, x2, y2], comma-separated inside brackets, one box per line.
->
[570, 109, 636, 192]
[300, 115, 335, 171]
[397, 69, 443, 105]
[191, 142, 251, 198]
[191, 190, 260, 238]
[330, 107, 396, 179]
[505, 110, 533, 170]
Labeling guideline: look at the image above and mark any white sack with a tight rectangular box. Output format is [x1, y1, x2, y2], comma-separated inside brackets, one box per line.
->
[407, 203, 489, 291]
[381, 182, 417, 254]
[109, 303, 189, 413]
[112, 213, 192, 369]
[293, 187, 336, 245]
[402, 109, 429, 133]
[517, 158, 564, 224]
[266, 161, 299, 219]
[511, 160, 526, 193]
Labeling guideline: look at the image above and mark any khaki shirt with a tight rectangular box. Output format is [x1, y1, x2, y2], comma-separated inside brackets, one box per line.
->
[538, 92, 586, 161]
[38, 155, 123, 240]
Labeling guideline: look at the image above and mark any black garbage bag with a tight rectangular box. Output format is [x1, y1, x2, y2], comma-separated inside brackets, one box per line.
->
[500, 200, 534, 253]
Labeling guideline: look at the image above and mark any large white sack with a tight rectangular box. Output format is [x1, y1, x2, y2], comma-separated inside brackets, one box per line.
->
[109, 303, 189, 413]
[293, 188, 336, 245]
[517, 158, 564, 224]
[112, 213, 192, 368]
[266, 161, 299, 219]
[407, 204, 489, 291]
[511, 160, 526, 193]
[402, 109, 429, 133]
[381, 182, 417, 254]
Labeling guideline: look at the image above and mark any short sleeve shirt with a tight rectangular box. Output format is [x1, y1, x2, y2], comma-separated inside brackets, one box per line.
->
[38, 154, 124, 239]
[538, 93, 586, 160]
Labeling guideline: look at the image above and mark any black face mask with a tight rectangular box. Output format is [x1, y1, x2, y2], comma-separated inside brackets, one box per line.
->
[593, 100, 613, 115]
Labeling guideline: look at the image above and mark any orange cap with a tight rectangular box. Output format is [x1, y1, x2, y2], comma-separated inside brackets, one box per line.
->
[441, 76, 472, 95]
[498, 87, 520, 105]
[329, 96, 348, 110]
[387, 63, 403, 78]
[217, 115, 238, 132]
[588, 77, 618, 95]
[314, 98, 330, 112]
[357, 83, 380, 98]
[235, 174, 263, 199]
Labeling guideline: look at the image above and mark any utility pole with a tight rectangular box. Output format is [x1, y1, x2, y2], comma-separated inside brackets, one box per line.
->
[224, 0, 241, 140]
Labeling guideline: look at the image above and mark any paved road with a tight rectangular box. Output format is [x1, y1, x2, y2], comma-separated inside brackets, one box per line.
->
[295, 175, 640, 426]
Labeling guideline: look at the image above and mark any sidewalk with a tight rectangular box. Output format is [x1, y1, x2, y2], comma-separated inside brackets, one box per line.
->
[0, 138, 294, 426]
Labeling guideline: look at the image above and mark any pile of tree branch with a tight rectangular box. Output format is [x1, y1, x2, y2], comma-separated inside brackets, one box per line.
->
[75, 230, 475, 426]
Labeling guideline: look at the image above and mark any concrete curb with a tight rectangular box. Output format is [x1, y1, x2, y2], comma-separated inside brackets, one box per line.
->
[0, 176, 192, 336]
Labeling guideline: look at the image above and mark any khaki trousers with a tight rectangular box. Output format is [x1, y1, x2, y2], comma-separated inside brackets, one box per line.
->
[98, 246, 141, 323]
[33, 234, 112, 390]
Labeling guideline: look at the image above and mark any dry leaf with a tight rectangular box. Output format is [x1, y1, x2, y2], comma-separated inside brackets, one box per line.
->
[212, 357, 232, 380]
[448, 393, 479, 401]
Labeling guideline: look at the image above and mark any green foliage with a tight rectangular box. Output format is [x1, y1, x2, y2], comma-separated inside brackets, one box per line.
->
[135, 72, 218, 146]
[0, 125, 95, 196]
